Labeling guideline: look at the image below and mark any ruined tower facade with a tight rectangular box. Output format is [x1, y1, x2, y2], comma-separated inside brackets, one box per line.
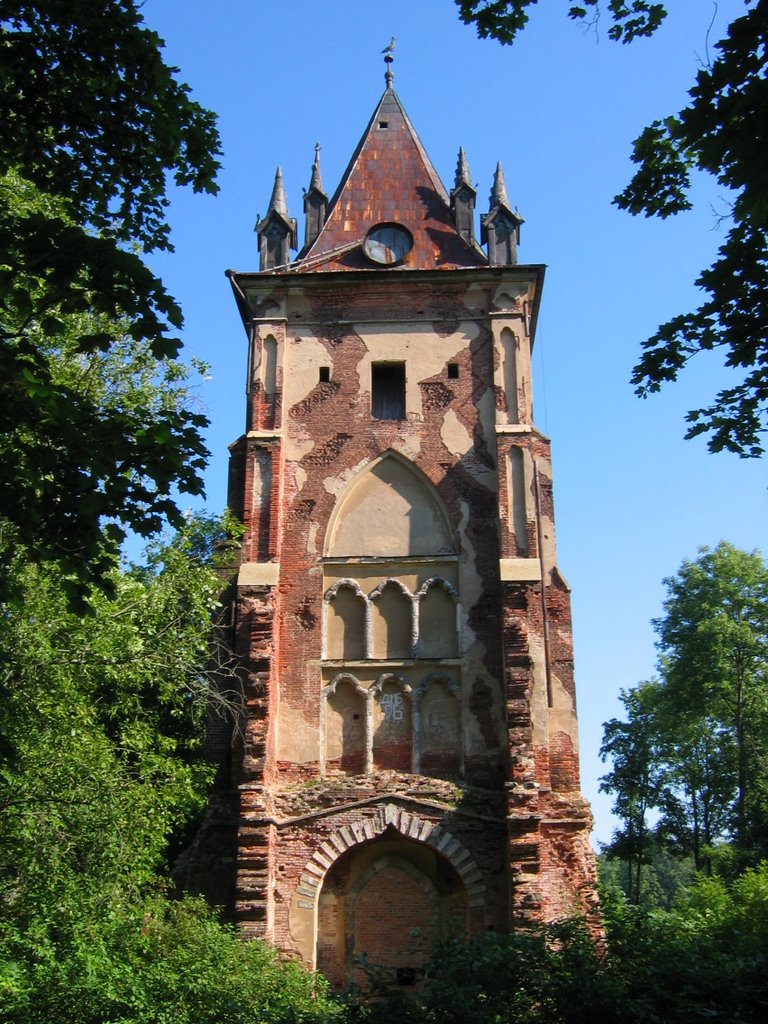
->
[221, 70, 597, 985]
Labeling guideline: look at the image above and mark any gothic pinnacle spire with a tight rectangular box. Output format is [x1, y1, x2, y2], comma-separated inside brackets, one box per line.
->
[268, 166, 288, 217]
[455, 147, 472, 189]
[482, 161, 523, 265]
[309, 143, 324, 193]
[490, 161, 511, 210]
[258, 166, 297, 270]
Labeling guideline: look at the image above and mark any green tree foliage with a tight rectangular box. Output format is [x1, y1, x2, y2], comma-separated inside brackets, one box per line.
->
[455, 1, 768, 456]
[653, 710, 736, 873]
[0, 523, 340, 1023]
[598, 843, 696, 909]
[655, 542, 768, 858]
[600, 543, 768, 895]
[600, 683, 667, 902]
[456, 0, 666, 45]
[601, 864, 768, 1024]
[0, 1, 222, 591]
[344, 866, 768, 1023]
[345, 924, 622, 1024]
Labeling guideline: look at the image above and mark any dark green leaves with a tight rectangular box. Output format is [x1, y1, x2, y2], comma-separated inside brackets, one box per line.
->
[618, 2, 768, 455]
[0, 0, 221, 251]
[0, 2, 222, 599]
[454, 1, 768, 455]
[0, 531, 340, 1024]
[455, 0, 667, 47]
[600, 543, 768, 886]
[454, 0, 540, 45]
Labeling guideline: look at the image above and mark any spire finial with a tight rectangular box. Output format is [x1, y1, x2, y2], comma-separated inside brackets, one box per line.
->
[455, 146, 472, 189]
[490, 161, 511, 209]
[382, 35, 395, 87]
[309, 142, 324, 193]
[268, 166, 288, 216]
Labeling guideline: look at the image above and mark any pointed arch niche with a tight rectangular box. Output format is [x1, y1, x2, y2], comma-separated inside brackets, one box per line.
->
[319, 453, 464, 780]
[325, 451, 456, 559]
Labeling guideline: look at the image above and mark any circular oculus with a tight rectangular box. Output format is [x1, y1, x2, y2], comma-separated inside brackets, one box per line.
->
[363, 223, 413, 265]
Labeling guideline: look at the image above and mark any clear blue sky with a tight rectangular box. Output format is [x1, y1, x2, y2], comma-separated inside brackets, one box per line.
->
[141, 0, 766, 845]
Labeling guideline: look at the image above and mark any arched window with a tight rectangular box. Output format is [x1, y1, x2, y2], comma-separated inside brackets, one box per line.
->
[417, 578, 458, 659]
[325, 580, 367, 660]
[415, 675, 461, 777]
[371, 675, 412, 771]
[262, 334, 277, 397]
[323, 674, 367, 774]
[371, 579, 413, 659]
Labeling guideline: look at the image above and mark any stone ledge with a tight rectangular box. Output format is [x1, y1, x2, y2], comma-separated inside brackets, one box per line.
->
[500, 558, 542, 582]
[238, 562, 280, 586]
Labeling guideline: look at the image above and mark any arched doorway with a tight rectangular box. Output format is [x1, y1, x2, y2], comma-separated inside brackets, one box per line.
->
[316, 830, 467, 989]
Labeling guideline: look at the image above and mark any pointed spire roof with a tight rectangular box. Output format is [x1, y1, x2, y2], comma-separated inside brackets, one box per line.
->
[268, 166, 288, 216]
[308, 143, 325, 195]
[454, 147, 473, 191]
[296, 86, 486, 270]
[490, 162, 511, 210]
[256, 166, 297, 267]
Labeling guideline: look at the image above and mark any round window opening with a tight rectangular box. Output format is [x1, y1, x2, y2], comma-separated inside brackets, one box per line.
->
[363, 223, 414, 266]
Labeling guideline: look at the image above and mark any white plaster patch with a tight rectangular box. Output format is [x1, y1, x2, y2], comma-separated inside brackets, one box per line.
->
[493, 283, 527, 311]
[277, 703, 319, 763]
[440, 408, 473, 457]
[499, 558, 542, 581]
[307, 520, 319, 555]
[322, 456, 371, 499]
[287, 289, 312, 317]
[284, 330, 327, 413]
[463, 284, 487, 311]
[286, 432, 315, 463]
[392, 428, 422, 462]
[528, 633, 549, 746]
[550, 672, 575, 712]
[238, 562, 280, 586]
[549, 674, 579, 752]
[354, 323, 479, 420]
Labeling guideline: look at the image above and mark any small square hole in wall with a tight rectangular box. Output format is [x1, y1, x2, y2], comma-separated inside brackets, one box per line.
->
[319, 366, 330, 383]
[396, 967, 417, 986]
[378, 120, 389, 129]
[447, 363, 459, 379]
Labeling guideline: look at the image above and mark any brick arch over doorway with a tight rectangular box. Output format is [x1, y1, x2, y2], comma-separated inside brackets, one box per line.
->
[288, 803, 486, 968]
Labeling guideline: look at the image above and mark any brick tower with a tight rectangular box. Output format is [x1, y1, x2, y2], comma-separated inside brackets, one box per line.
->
[219, 64, 598, 985]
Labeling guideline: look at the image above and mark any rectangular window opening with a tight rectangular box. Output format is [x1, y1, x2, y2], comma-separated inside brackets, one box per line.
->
[378, 120, 389, 129]
[447, 362, 459, 379]
[319, 365, 330, 383]
[396, 967, 417, 987]
[372, 362, 405, 420]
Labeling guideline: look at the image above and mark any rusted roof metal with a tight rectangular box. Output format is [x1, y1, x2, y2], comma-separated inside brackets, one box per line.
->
[296, 84, 488, 272]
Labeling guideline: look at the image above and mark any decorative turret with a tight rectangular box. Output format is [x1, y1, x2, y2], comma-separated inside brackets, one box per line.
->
[303, 143, 328, 249]
[450, 147, 477, 245]
[256, 167, 298, 271]
[481, 162, 524, 265]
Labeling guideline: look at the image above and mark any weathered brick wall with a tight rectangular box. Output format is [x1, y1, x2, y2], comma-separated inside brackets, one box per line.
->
[191, 267, 600, 963]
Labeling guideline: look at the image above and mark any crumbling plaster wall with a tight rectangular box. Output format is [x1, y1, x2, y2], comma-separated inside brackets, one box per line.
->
[242, 275, 532, 790]
[225, 269, 597, 946]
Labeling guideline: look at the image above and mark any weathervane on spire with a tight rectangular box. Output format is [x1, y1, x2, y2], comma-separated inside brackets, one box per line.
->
[382, 35, 395, 87]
